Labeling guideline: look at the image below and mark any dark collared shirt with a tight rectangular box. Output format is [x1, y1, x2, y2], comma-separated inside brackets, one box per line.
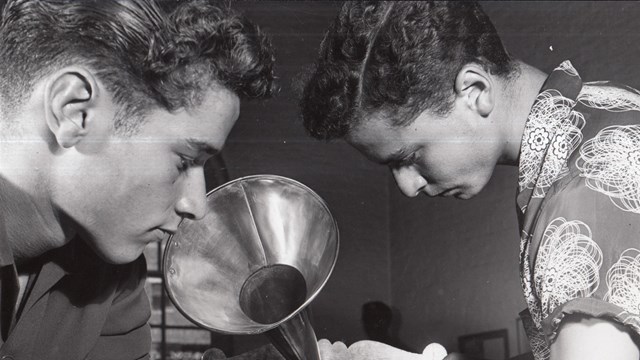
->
[0, 217, 151, 359]
[0, 213, 18, 345]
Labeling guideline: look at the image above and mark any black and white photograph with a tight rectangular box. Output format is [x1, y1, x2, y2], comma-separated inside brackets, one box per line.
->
[0, 1, 639, 360]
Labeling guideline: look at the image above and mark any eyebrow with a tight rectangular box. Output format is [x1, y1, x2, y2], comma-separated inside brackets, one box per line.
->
[186, 138, 219, 156]
[382, 146, 413, 166]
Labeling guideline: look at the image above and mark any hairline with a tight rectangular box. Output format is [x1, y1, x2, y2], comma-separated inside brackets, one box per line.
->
[113, 81, 237, 137]
[346, 60, 521, 139]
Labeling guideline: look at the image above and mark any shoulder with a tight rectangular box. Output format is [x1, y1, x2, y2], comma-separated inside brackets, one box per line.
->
[575, 82, 640, 129]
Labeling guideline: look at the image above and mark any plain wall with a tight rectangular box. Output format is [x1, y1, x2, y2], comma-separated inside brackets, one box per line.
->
[216, 1, 640, 356]
[222, 2, 392, 353]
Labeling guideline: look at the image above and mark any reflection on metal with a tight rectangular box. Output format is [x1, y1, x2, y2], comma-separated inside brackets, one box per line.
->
[163, 175, 340, 360]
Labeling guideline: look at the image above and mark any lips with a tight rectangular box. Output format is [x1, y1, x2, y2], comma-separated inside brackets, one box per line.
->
[431, 188, 458, 197]
[423, 186, 468, 199]
[441, 189, 457, 197]
[151, 228, 174, 242]
[160, 228, 177, 235]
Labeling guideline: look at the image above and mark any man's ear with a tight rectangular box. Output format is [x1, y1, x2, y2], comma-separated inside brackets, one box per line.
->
[454, 63, 494, 117]
[44, 68, 98, 148]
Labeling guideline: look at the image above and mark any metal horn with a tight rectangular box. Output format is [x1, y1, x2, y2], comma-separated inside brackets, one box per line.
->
[163, 175, 340, 359]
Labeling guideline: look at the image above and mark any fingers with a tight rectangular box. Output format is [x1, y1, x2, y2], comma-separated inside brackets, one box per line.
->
[422, 343, 448, 360]
[349, 340, 423, 359]
[318, 339, 350, 360]
[202, 347, 227, 359]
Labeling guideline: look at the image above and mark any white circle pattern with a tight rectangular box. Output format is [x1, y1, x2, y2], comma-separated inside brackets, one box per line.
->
[604, 248, 640, 317]
[518, 65, 640, 359]
[577, 125, 640, 213]
[519, 90, 585, 198]
[558, 60, 579, 77]
[534, 218, 603, 323]
[579, 83, 640, 112]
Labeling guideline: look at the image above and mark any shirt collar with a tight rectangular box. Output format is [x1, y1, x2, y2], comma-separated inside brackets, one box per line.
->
[516, 60, 585, 211]
[0, 210, 14, 268]
[17, 238, 91, 313]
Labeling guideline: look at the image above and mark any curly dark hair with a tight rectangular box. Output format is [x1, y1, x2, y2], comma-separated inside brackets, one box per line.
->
[301, 1, 515, 140]
[0, 0, 276, 133]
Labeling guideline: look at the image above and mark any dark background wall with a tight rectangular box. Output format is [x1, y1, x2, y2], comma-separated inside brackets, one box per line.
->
[224, 1, 640, 357]
[223, 1, 392, 353]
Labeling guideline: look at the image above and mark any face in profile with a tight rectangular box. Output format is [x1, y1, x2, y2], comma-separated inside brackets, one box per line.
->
[52, 86, 240, 264]
[347, 105, 503, 200]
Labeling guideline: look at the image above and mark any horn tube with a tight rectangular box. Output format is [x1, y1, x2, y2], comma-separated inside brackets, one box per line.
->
[163, 175, 340, 359]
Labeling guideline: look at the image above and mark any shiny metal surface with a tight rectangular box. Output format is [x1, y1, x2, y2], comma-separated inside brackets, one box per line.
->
[163, 174, 339, 336]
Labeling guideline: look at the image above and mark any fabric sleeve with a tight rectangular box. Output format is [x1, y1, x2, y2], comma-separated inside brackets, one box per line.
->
[529, 172, 640, 343]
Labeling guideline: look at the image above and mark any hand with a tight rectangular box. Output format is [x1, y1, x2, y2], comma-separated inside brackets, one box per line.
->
[202, 344, 284, 359]
[319, 339, 444, 360]
[202, 347, 227, 360]
[318, 339, 350, 359]
[442, 353, 484, 360]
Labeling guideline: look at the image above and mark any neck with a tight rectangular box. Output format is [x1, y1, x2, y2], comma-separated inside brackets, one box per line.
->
[497, 60, 548, 165]
[0, 122, 72, 264]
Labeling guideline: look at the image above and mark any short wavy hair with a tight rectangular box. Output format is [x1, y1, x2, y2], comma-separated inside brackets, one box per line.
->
[301, 1, 515, 140]
[0, 0, 276, 133]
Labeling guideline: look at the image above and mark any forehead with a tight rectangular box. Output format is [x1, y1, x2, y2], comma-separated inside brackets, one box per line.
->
[346, 113, 416, 164]
[138, 87, 240, 149]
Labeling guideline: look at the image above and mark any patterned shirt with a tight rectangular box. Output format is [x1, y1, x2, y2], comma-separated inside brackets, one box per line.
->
[517, 61, 640, 359]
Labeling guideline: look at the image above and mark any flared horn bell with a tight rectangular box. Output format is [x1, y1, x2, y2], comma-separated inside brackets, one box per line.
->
[163, 175, 339, 360]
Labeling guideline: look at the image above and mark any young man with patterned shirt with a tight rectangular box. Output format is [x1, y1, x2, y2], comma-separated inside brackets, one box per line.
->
[302, 2, 640, 359]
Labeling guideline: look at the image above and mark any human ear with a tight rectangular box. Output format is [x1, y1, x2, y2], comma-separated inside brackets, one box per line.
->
[44, 68, 97, 148]
[454, 63, 494, 117]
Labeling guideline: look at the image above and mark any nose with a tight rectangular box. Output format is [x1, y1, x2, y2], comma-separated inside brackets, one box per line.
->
[174, 167, 208, 220]
[392, 166, 427, 197]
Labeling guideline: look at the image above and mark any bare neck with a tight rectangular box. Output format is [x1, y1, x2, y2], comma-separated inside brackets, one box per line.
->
[0, 118, 72, 265]
[497, 61, 548, 166]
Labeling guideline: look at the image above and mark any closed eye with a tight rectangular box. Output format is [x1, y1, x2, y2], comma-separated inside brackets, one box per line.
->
[178, 155, 196, 173]
[398, 151, 418, 167]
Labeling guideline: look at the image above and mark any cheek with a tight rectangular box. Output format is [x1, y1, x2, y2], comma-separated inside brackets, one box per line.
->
[97, 144, 182, 206]
[416, 146, 450, 178]
[443, 142, 487, 170]
[103, 162, 179, 210]
[419, 143, 484, 183]
[94, 181, 177, 230]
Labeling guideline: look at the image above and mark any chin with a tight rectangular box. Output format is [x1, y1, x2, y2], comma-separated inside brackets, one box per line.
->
[104, 253, 142, 265]
[78, 229, 147, 264]
[112, 248, 147, 264]
[455, 186, 482, 200]
[460, 177, 492, 200]
[92, 243, 146, 265]
[455, 193, 474, 200]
